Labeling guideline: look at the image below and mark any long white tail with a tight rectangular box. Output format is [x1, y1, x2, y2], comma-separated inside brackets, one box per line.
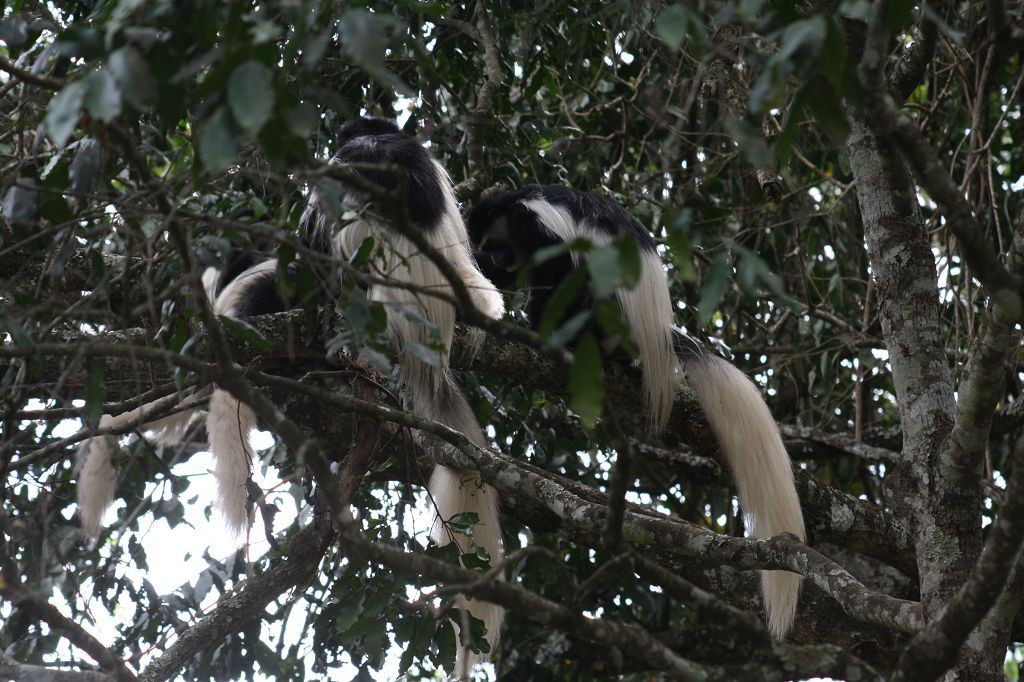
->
[310, 157, 506, 671]
[682, 352, 805, 637]
[200, 259, 283, 537]
[205, 388, 256, 536]
[473, 187, 803, 637]
[77, 402, 195, 538]
[425, 386, 504, 672]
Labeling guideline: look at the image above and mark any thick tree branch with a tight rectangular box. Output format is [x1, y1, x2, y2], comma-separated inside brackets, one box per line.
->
[0, 53, 65, 90]
[137, 516, 333, 682]
[438, 1, 503, 193]
[890, 433, 1024, 681]
[0, 582, 136, 681]
[2, 311, 915, 574]
[888, 12, 938, 102]
[704, 23, 781, 201]
[0, 654, 113, 682]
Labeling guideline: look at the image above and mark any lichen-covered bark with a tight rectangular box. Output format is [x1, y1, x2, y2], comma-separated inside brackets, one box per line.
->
[846, 106, 990, 679]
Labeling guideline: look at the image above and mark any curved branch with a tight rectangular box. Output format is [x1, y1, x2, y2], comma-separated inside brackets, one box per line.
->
[0, 582, 136, 681]
[137, 516, 332, 682]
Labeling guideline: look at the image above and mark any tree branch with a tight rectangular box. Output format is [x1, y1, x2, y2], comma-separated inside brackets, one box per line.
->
[0, 654, 113, 682]
[887, 10, 938, 102]
[0, 582, 136, 681]
[890, 433, 1024, 681]
[137, 516, 333, 682]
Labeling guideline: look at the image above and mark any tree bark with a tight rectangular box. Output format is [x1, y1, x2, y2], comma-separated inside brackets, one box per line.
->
[846, 104, 996, 679]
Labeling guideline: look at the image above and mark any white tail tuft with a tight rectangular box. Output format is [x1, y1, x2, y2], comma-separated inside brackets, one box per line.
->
[683, 354, 805, 638]
[429, 463, 504, 673]
[200, 258, 282, 538]
[76, 404, 195, 538]
[206, 388, 256, 536]
[316, 158, 506, 673]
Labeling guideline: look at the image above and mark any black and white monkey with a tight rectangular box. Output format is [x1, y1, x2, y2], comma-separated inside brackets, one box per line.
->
[467, 185, 806, 638]
[77, 119, 507, 664]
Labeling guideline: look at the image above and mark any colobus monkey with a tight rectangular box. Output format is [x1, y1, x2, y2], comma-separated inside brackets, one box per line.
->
[300, 117, 506, 668]
[77, 119, 507, 669]
[468, 185, 805, 638]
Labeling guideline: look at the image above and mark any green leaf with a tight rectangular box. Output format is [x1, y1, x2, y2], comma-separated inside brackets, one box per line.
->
[228, 61, 274, 135]
[405, 342, 442, 367]
[587, 245, 623, 298]
[447, 512, 479, 535]
[723, 117, 774, 167]
[0, 16, 29, 50]
[38, 191, 73, 223]
[776, 16, 826, 66]
[218, 315, 273, 351]
[435, 619, 457, 671]
[358, 346, 392, 373]
[615, 234, 642, 288]
[83, 69, 122, 122]
[198, 107, 239, 172]
[457, 610, 491, 654]
[337, 10, 413, 95]
[697, 252, 732, 324]
[352, 236, 375, 266]
[546, 310, 591, 349]
[109, 47, 156, 110]
[803, 76, 848, 141]
[539, 266, 588, 338]
[665, 211, 697, 281]
[84, 359, 106, 429]
[69, 138, 103, 194]
[655, 4, 688, 50]
[569, 333, 604, 427]
[45, 80, 88, 148]
[2, 178, 38, 228]
[288, 102, 318, 138]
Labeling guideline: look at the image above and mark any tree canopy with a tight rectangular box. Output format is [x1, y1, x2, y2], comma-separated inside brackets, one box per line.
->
[3, 0, 1024, 680]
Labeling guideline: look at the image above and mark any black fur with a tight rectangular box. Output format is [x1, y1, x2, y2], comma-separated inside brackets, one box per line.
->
[228, 261, 303, 317]
[305, 117, 445, 254]
[469, 185, 707, 359]
[469, 185, 657, 253]
[467, 186, 648, 333]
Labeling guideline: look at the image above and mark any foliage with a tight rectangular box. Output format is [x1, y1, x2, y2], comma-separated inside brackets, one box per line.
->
[3, 0, 1024, 680]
